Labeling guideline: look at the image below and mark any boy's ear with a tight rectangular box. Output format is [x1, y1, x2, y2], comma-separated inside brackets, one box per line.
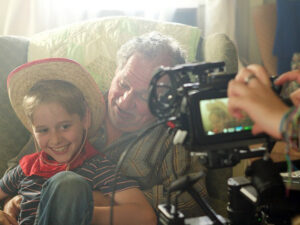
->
[83, 107, 91, 129]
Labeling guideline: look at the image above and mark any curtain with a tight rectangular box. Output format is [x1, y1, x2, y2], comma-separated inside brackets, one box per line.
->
[0, 0, 202, 36]
[204, 0, 243, 69]
[204, 0, 236, 39]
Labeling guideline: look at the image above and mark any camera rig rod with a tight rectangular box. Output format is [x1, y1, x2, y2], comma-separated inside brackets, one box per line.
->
[186, 186, 227, 225]
[167, 173, 228, 225]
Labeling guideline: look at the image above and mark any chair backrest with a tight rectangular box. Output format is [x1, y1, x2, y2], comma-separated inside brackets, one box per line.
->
[0, 16, 238, 179]
[28, 16, 203, 92]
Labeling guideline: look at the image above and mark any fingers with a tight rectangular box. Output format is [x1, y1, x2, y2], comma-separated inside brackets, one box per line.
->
[228, 76, 288, 138]
[235, 65, 271, 86]
[227, 96, 244, 119]
[227, 79, 255, 118]
[227, 79, 247, 98]
[290, 89, 300, 106]
[246, 64, 271, 86]
[275, 70, 300, 85]
[228, 77, 265, 99]
[235, 67, 255, 83]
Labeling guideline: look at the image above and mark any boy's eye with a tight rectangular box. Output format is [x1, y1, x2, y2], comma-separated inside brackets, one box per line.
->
[35, 128, 48, 134]
[61, 124, 71, 130]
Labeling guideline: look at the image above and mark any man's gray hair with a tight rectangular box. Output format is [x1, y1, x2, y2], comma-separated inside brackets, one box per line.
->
[116, 32, 186, 69]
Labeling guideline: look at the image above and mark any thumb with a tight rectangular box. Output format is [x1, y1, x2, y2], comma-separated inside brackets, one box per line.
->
[290, 89, 300, 106]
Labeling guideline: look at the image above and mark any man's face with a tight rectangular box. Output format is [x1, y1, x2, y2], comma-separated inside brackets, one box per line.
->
[108, 52, 172, 132]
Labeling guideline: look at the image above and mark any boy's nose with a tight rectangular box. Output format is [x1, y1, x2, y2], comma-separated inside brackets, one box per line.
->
[49, 131, 61, 145]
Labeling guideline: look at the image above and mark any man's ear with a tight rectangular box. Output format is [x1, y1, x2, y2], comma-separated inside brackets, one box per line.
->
[83, 107, 91, 129]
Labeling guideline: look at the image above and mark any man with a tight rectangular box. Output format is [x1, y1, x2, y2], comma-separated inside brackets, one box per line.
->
[5, 32, 208, 218]
[94, 32, 208, 217]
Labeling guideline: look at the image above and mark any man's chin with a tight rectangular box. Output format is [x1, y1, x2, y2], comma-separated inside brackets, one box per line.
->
[117, 120, 156, 133]
[117, 124, 142, 133]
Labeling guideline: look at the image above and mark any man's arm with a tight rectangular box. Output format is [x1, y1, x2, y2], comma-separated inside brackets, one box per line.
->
[91, 188, 157, 225]
[150, 144, 209, 218]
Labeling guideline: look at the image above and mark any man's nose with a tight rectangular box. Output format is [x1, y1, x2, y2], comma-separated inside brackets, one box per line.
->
[118, 89, 136, 109]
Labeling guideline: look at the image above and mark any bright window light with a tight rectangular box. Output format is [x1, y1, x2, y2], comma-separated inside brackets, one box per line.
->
[58, 0, 201, 11]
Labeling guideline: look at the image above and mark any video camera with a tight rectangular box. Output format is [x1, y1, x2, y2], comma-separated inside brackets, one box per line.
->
[148, 62, 300, 225]
[148, 61, 282, 153]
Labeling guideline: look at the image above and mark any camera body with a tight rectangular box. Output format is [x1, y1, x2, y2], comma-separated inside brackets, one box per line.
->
[150, 62, 299, 225]
[184, 74, 268, 151]
[149, 61, 279, 152]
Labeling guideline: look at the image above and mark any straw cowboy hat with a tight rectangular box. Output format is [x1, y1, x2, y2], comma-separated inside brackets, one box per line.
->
[7, 58, 105, 138]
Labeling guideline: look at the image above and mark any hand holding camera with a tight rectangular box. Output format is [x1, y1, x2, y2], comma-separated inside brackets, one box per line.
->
[227, 64, 292, 139]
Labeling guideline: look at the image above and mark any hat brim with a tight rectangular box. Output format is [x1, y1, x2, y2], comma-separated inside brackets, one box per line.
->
[7, 58, 105, 138]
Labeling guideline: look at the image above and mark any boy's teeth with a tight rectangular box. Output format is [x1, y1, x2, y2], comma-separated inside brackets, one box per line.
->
[53, 146, 66, 152]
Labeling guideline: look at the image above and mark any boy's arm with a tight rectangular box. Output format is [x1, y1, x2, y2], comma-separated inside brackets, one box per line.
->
[0, 188, 9, 201]
[0, 210, 18, 225]
[1, 165, 24, 220]
[91, 188, 157, 225]
[0, 188, 18, 225]
[3, 195, 22, 220]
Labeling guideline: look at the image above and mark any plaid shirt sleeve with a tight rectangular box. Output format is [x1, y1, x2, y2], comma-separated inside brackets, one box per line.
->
[97, 125, 209, 217]
[144, 143, 208, 218]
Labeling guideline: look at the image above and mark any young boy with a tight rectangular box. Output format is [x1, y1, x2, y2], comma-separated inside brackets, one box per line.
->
[0, 58, 156, 225]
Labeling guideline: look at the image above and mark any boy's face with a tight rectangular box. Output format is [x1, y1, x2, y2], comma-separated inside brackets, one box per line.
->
[32, 102, 89, 163]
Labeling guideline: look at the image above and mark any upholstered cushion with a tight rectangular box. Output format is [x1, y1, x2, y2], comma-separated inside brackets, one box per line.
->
[0, 17, 203, 176]
[28, 16, 202, 92]
[0, 36, 30, 175]
[0, 18, 237, 216]
[202, 33, 238, 74]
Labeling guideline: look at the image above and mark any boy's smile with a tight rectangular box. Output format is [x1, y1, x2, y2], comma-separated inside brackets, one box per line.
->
[32, 102, 89, 163]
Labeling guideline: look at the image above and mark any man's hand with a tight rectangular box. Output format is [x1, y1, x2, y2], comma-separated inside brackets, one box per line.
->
[3, 195, 21, 221]
[93, 191, 111, 206]
[0, 210, 18, 225]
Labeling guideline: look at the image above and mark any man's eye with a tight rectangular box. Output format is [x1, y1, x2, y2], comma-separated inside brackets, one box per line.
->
[137, 91, 149, 101]
[139, 93, 148, 101]
[119, 80, 129, 89]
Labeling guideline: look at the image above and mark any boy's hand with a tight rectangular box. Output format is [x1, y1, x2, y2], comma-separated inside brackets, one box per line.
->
[3, 195, 22, 221]
[0, 210, 18, 225]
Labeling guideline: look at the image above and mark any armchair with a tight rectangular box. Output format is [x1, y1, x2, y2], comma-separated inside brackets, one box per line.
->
[0, 16, 238, 217]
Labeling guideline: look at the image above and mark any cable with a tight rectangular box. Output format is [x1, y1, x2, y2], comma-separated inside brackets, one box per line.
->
[109, 119, 167, 225]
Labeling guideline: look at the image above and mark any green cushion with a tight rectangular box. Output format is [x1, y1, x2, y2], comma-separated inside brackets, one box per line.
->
[0, 36, 30, 176]
[0, 17, 202, 176]
[28, 16, 202, 92]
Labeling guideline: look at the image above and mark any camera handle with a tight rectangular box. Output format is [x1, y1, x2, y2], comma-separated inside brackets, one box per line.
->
[191, 136, 276, 169]
[186, 185, 227, 225]
[191, 145, 270, 169]
[166, 172, 228, 225]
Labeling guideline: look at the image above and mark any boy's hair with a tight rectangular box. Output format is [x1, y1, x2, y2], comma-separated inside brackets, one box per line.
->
[23, 80, 87, 123]
[116, 31, 186, 70]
